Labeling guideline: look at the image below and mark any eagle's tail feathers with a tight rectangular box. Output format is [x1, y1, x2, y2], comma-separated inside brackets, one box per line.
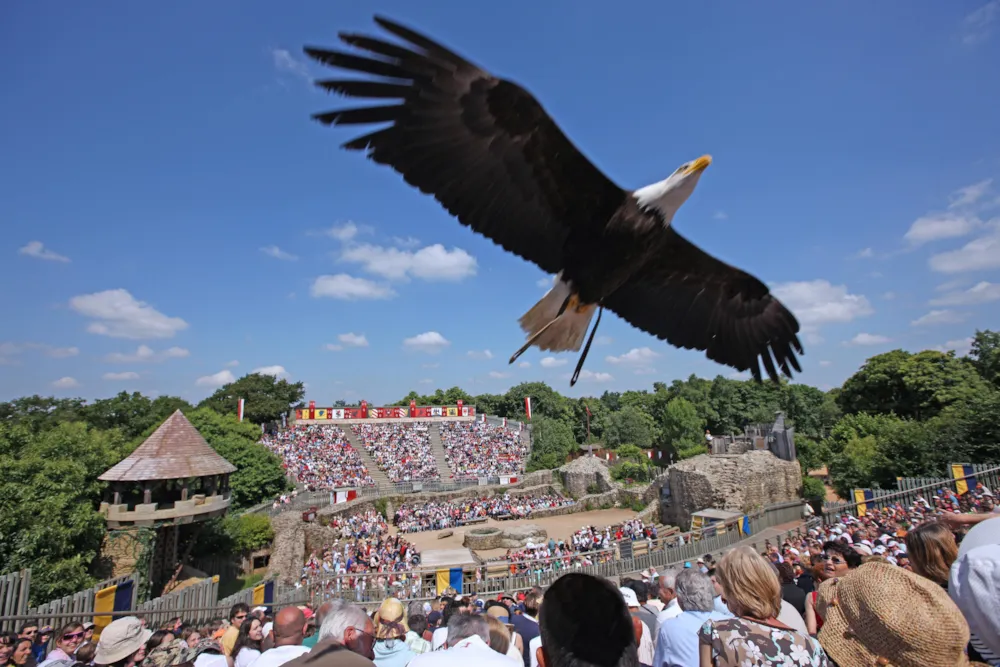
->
[511, 276, 595, 363]
[519, 274, 572, 336]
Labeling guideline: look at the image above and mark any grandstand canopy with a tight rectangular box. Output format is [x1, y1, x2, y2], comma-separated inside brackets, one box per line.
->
[99, 410, 236, 482]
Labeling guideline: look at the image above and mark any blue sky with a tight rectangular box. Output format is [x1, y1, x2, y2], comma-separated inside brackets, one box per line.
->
[2, 1, 1000, 405]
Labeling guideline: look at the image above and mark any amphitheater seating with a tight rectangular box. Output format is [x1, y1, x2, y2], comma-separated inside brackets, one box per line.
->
[440, 422, 528, 478]
[351, 423, 440, 482]
[260, 424, 375, 489]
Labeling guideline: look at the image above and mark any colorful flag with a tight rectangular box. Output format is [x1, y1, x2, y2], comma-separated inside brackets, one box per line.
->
[237, 398, 245, 422]
[524, 397, 532, 420]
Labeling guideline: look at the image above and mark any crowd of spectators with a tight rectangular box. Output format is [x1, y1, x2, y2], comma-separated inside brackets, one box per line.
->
[571, 519, 654, 553]
[393, 495, 574, 533]
[260, 425, 375, 489]
[351, 425, 439, 483]
[439, 423, 528, 479]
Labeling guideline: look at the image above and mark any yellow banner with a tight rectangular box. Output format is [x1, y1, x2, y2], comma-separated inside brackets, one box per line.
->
[853, 489, 868, 517]
[952, 464, 969, 495]
[93, 585, 116, 638]
[435, 569, 450, 595]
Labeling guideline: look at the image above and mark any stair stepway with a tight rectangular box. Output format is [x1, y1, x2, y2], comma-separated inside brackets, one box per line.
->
[342, 427, 391, 487]
[427, 425, 452, 480]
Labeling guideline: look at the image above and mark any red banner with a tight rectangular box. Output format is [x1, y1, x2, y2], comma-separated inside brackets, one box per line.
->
[293, 404, 477, 421]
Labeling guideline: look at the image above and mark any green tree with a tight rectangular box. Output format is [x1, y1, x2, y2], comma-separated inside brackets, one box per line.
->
[525, 417, 577, 471]
[0, 421, 128, 604]
[659, 397, 705, 458]
[199, 373, 305, 425]
[601, 405, 655, 449]
[84, 392, 193, 439]
[802, 475, 826, 500]
[185, 409, 288, 508]
[970, 329, 1000, 389]
[828, 434, 882, 498]
[222, 514, 274, 552]
[0, 396, 88, 433]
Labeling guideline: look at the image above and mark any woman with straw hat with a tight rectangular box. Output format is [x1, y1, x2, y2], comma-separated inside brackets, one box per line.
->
[372, 599, 415, 667]
[94, 618, 152, 667]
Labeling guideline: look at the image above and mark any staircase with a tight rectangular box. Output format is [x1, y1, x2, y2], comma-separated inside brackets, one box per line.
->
[427, 425, 452, 480]
[342, 427, 391, 487]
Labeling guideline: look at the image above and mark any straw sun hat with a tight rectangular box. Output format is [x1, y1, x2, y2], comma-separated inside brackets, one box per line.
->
[94, 617, 152, 665]
[374, 597, 408, 640]
[817, 561, 985, 667]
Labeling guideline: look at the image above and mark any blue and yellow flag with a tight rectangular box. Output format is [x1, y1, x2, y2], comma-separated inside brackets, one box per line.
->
[93, 579, 134, 639]
[952, 464, 977, 496]
[252, 581, 275, 614]
[741, 515, 751, 536]
[435, 568, 463, 595]
[853, 489, 873, 517]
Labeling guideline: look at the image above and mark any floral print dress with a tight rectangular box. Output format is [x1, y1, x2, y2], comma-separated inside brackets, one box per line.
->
[698, 617, 829, 666]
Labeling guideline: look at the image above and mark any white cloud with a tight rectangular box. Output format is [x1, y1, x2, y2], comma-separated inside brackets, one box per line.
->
[929, 229, 1000, 273]
[104, 345, 189, 363]
[856, 247, 874, 259]
[70, 289, 188, 339]
[253, 365, 288, 377]
[488, 371, 511, 379]
[260, 245, 298, 261]
[931, 281, 1000, 306]
[340, 243, 477, 282]
[595, 336, 614, 345]
[403, 331, 451, 353]
[934, 337, 974, 356]
[574, 369, 614, 382]
[540, 357, 567, 368]
[196, 369, 235, 388]
[103, 371, 140, 381]
[338, 332, 369, 348]
[771, 280, 873, 341]
[882, 292, 896, 301]
[52, 376, 79, 388]
[963, 0, 1000, 45]
[271, 48, 311, 80]
[713, 211, 728, 220]
[911, 309, 965, 326]
[0, 342, 79, 362]
[847, 333, 892, 346]
[19, 241, 70, 263]
[322, 221, 368, 242]
[310, 274, 397, 300]
[904, 212, 981, 245]
[537, 277, 554, 289]
[950, 178, 993, 208]
[392, 236, 421, 249]
[467, 349, 494, 360]
[518, 361, 531, 368]
[819, 360, 833, 367]
[606, 347, 660, 365]
[226, 360, 239, 367]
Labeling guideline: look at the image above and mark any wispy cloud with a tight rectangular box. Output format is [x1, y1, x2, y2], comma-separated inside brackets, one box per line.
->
[271, 48, 312, 81]
[104, 345, 189, 363]
[340, 243, 477, 282]
[467, 349, 494, 360]
[713, 211, 728, 220]
[260, 245, 298, 261]
[962, 0, 1000, 45]
[196, 369, 235, 388]
[325, 333, 370, 351]
[855, 247, 874, 259]
[929, 227, 1000, 273]
[846, 333, 892, 346]
[911, 309, 965, 326]
[950, 178, 993, 208]
[52, 376, 79, 389]
[605, 347, 660, 365]
[19, 241, 70, 263]
[69, 289, 188, 339]
[403, 331, 451, 354]
[930, 281, 1000, 306]
[103, 371, 140, 381]
[488, 371, 510, 379]
[771, 279, 873, 344]
[310, 274, 397, 300]
[540, 357, 567, 368]
[933, 337, 974, 356]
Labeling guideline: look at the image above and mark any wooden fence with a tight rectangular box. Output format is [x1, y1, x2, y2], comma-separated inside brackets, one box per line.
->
[0, 570, 31, 633]
[2, 574, 136, 634]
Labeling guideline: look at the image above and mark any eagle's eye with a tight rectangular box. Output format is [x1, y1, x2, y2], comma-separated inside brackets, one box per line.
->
[675, 164, 688, 175]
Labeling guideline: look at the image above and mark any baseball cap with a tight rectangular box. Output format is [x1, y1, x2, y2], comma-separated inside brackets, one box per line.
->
[94, 617, 152, 665]
[618, 586, 639, 608]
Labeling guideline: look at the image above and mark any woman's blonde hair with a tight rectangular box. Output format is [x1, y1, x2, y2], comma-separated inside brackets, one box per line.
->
[373, 598, 408, 640]
[484, 615, 510, 655]
[715, 546, 781, 619]
[905, 521, 958, 587]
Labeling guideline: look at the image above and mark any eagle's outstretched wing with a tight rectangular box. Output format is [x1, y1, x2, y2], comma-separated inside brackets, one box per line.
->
[306, 16, 625, 275]
[603, 228, 803, 382]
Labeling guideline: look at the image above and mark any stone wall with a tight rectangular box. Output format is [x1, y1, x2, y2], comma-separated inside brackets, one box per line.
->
[463, 524, 547, 550]
[663, 451, 802, 529]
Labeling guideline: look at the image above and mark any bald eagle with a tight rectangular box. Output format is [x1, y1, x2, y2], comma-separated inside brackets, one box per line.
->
[305, 16, 803, 385]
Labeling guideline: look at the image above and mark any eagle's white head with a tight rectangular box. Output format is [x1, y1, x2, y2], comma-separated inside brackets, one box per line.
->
[633, 154, 712, 223]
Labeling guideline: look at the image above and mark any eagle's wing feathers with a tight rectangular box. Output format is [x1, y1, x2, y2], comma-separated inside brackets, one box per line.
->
[306, 16, 625, 275]
[603, 228, 803, 382]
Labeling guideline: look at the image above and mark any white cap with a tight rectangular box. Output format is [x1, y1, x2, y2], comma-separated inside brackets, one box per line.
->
[619, 587, 639, 607]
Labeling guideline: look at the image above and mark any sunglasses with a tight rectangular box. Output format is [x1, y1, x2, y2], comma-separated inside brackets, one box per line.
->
[62, 632, 85, 641]
[234, 615, 247, 621]
[821, 554, 846, 564]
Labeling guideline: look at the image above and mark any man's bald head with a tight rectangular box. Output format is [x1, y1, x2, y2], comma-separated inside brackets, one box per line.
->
[273, 606, 306, 646]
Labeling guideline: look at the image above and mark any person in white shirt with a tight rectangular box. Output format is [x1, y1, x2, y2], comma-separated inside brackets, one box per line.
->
[408, 614, 512, 667]
[250, 607, 310, 667]
[655, 569, 682, 626]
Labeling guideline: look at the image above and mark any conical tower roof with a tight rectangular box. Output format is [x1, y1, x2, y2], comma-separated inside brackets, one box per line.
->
[99, 410, 237, 482]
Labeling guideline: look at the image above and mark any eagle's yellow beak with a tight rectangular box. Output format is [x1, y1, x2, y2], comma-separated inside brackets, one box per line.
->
[686, 155, 712, 175]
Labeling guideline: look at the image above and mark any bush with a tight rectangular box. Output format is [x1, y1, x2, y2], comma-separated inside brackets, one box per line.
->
[374, 498, 388, 517]
[802, 476, 826, 500]
[223, 514, 274, 553]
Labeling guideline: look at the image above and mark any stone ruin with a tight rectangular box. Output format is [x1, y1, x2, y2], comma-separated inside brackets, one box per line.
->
[463, 524, 548, 550]
[559, 454, 614, 498]
[662, 450, 802, 529]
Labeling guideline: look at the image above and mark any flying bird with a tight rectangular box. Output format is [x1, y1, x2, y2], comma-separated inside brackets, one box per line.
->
[305, 16, 803, 385]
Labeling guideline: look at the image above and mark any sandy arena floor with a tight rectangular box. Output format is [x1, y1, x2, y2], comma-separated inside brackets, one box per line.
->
[394, 508, 641, 559]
